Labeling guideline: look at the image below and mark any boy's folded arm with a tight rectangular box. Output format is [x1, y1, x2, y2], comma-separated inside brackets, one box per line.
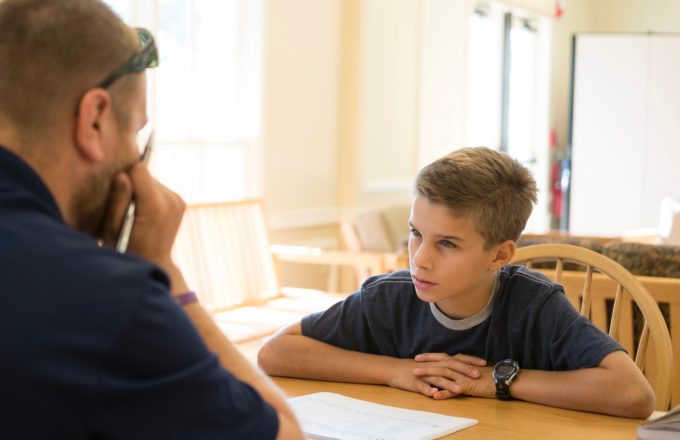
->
[413, 350, 654, 418]
[509, 351, 655, 419]
[257, 322, 442, 397]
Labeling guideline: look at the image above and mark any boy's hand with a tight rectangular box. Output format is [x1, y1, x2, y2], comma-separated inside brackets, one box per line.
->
[412, 353, 495, 399]
[387, 359, 445, 398]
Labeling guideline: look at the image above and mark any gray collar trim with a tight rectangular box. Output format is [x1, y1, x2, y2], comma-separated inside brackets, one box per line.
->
[429, 271, 499, 331]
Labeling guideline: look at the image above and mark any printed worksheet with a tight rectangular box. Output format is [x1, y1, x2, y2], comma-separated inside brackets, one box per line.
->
[287, 392, 477, 440]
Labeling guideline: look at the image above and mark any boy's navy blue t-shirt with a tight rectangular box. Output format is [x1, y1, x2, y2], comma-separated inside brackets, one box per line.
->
[302, 267, 623, 370]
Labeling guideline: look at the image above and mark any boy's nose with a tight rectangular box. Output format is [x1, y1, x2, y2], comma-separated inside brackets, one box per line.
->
[411, 243, 433, 270]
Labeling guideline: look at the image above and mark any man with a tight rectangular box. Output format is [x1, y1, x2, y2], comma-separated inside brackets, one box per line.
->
[0, 0, 302, 438]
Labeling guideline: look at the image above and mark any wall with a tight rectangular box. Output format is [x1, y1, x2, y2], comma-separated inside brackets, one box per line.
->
[260, 0, 344, 291]
[335, 0, 421, 218]
[418, 0, 471, 169]
[262, 0, 342, 232]
[349, 0, 473, 212]
[264, 0, 475, 230]
[355, 0, 420, 209]
[589, 0, 680, 33]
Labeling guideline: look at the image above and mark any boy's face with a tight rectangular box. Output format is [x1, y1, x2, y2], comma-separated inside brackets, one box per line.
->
[408, 195, 506, 318]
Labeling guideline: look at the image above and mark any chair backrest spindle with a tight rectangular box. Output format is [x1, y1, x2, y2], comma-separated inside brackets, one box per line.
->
[635, 323, 650, 371]
[512, 244, 673, 410]
[608, 284, 624, 339]
[579, 265, 593, 318]
[554, 258, 563, 284]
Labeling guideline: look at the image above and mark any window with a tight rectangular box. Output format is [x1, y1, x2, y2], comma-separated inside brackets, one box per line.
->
[465, 1, 551, 232]
[465, 4, 503, 149]
[104, 0, 262, 203]
[503, 14, 540, 164]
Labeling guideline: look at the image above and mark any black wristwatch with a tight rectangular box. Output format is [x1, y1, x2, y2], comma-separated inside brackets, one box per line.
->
[493, 359, 520, 400]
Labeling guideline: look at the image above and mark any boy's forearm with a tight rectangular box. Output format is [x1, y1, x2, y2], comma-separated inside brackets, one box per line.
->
[258, 333, 401, 385]
[511, 361, 654, 418]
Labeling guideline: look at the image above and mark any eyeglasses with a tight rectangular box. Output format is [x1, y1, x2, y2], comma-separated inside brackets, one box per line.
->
[97, 27, 158, 89]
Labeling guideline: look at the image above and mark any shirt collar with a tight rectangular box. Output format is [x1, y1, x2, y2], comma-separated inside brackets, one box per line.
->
[0, 145, 64, 222]
[429, 271, 500, 331]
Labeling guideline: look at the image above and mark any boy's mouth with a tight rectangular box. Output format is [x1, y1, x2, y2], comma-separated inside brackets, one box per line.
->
[411, 274, 436, 290]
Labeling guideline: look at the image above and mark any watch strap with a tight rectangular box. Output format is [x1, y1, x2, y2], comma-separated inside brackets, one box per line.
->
[495, 381, 513, 400]
[175, 291, 199, 306]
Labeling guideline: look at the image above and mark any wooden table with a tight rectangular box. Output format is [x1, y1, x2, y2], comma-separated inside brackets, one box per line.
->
[275, 377, 643, 439]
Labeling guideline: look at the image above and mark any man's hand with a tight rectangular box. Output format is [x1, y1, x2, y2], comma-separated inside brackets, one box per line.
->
[101, 163, 186, 286]
[411, 353, 494, 400]
[101, 172, 134, 247]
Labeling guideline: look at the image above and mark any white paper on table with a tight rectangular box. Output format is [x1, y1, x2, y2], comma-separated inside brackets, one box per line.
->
[287, 392, 478, 440]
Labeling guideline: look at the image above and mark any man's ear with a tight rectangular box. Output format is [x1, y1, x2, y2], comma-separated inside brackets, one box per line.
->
[490, 240, 516, 270]
[74, 88, 113, 163]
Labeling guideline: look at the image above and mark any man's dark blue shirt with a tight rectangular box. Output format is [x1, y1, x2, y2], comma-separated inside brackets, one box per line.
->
[0, 146, 278, 438]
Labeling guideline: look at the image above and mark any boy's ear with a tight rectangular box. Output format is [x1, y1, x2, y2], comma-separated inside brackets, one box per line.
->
[74, 88, 113, 164]
[490, 240, 516, 270]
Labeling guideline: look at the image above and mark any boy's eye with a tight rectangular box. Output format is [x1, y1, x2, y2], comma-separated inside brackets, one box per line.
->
[439, 240, 456, 249]
[410, 228, 421, 238]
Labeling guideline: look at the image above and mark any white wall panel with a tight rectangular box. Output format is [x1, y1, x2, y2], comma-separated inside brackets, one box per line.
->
[645, 36, 680, 222]
[570, 33, 680, 235]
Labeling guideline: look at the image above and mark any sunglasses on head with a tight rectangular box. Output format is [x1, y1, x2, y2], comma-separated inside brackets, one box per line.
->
[97, 27, 158, 89]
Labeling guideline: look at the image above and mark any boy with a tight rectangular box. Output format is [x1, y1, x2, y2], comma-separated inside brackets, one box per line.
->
[258, 147, 655, 418]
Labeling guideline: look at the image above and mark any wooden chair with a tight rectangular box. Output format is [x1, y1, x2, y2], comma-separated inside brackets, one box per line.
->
[511, 243, 674, 410]
[172, 199, 398, 343]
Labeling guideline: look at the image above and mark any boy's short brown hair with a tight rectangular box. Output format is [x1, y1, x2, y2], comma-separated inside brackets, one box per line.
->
[415, 147, 537, 248]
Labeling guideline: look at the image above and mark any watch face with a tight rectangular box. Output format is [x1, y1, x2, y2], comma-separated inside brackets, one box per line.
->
[497, 364, 515, 376]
